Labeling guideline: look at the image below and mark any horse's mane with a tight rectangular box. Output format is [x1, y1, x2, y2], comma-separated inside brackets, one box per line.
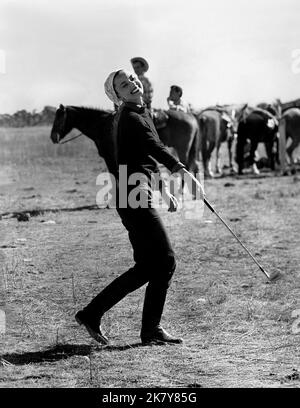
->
[68, 105, 114, 119]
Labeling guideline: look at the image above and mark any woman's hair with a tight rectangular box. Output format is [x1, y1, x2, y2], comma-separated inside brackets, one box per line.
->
[170, 85, 183, 97]
[112, 70, 122, 97]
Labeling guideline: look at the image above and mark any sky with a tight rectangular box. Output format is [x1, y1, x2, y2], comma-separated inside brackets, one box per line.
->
[0, 0, 299, 114]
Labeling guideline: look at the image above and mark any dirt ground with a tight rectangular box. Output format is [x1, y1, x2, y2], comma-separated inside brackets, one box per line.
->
[0, 126, 299, 388]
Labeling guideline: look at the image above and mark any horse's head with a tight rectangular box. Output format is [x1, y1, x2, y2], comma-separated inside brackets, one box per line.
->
[50, 104, 73, 143]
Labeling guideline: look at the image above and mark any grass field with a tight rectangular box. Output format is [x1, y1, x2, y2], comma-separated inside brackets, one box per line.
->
[0, 126, 299, 388]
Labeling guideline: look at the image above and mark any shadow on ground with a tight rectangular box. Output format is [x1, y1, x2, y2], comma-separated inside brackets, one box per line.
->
[0, 342, 149, 365]
[0, 204, 102, 220]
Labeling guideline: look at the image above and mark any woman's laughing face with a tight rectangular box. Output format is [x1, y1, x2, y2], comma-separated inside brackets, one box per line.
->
[113, 70, 144, 104]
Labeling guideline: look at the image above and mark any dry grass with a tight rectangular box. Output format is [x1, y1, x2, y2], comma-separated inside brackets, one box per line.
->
[0, 126, 299, 388]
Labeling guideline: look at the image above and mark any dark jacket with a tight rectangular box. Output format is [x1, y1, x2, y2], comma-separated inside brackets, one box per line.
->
[113, 102, 184, 207]
[116, 102, 184, 179]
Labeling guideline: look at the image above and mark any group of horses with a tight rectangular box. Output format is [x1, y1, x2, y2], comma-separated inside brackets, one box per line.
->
[50, 101, 300, 180]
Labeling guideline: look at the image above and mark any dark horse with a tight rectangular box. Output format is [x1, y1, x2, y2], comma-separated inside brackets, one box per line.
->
[279, 107, 300, 174]
[153, 109, 200, 176]
[50, 104, 118, 176]
[236, 107, 279, 175]
[50, 105, 200, 180]
[195, 108, 235, 177]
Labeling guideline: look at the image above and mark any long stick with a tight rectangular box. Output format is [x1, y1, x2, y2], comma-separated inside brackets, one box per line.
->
[204, 198, 278, 280]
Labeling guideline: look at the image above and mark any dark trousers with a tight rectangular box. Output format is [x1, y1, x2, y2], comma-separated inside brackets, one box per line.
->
[83, 207, 176, 331]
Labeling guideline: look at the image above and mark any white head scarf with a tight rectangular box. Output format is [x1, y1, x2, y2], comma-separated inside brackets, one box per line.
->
[104, 70, 123, 107]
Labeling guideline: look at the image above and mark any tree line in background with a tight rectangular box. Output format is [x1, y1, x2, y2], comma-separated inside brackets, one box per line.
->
[1, 98, 299, 128]
[0, 106, 56, 127]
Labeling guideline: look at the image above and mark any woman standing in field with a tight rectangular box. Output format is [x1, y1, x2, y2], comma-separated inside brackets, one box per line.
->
[75, 69, 205, 345]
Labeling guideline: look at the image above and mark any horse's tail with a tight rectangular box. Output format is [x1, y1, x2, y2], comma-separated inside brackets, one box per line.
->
[197, 115, 209, 166]
[187, 119, 201, 174]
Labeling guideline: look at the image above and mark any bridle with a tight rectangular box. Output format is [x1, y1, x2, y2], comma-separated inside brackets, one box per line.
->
[56, 106, 84, 144]
[58, 132, 83, 144]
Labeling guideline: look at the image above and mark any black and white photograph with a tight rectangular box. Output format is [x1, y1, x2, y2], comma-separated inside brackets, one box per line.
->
[0, 0, 300, 393]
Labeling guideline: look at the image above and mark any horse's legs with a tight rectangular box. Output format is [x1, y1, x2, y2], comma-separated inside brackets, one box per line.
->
[183, 159, 201, 199]
[200, 142, 208, 178]
[205, 140, 215, 178]
[200, 137, 209, 178]
[215, 141, 222, 174]
[227, 135, 236, 173]
[271, 135, 280, 167]
[264, 133, 278, 171]
[236, 126, 246, 175]
[249, 137, 260, 174]
[275, 135, 280, 165]
[264, 140, 274, 170]
[174, 151, 189, 198]
[228, 138, 232, 168]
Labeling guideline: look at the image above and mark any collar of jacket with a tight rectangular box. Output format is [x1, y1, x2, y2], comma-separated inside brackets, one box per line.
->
[124, 101, 146, 113]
